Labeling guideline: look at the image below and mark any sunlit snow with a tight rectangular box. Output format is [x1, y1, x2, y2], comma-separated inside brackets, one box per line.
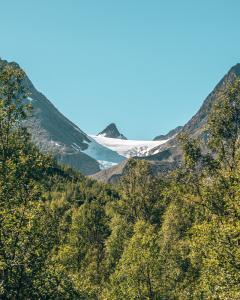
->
[89, 135, 168, 158]
[83, 137, 125, 164]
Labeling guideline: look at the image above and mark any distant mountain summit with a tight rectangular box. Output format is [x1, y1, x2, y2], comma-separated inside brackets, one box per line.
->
[98, 123, 127, 139]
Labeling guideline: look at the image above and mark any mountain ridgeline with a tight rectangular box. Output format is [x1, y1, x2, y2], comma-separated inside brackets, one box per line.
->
[0, 59, 125, 175]
[0, 59, 101, 175]
[153, 63, 240, 153]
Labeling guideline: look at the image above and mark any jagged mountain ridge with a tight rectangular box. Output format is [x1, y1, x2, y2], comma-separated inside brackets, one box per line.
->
[98, 123, 127, 139]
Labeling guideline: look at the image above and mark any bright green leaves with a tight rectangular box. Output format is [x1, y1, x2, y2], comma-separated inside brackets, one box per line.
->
[208, 79, 240, 170]
[0, 62, 57, 299]
[104, 220, 161, 300]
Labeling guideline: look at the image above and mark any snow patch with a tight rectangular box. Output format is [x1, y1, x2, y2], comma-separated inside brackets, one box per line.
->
[98, 160, 118, 170]
[82, 136, 125, 165]
[71, 143, 82, 151]
[27, 96, 34, 102]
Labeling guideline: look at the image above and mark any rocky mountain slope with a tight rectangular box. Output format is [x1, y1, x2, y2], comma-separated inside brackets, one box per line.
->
[97, 123, 127, 139]
[148, 63, 240, 159]
[153, 126, 183, 141]
[92, 63, 240, 182]
[0, 59, 124, 175]
[3, 58, 240, 179]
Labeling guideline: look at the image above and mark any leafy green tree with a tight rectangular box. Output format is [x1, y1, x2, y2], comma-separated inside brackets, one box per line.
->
[176, 79, 240, 299]
[104, 220, 161, 300]
[103, 159, 166, 284]
[55, 200, 110, 298]
[208, 79, 240, 171]
[117, 159, 165, 225]
[0, 64, 58, 299]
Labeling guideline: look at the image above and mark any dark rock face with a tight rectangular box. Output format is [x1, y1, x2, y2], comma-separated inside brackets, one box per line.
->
[98, 123, 127, 139]
[153, 126, 183, 141]
[0, 58, 100, 175]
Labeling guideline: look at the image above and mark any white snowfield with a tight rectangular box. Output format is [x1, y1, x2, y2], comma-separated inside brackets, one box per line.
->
[89, 135, 169, 158]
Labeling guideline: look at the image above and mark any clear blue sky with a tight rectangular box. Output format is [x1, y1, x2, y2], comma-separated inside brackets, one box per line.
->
[1, 1, 240, 139]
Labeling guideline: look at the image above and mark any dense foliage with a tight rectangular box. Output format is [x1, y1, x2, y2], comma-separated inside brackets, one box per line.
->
[0, 65, 240, 299]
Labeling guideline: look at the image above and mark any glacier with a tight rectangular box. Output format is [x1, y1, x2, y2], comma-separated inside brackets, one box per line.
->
[89, 135, 169, 158]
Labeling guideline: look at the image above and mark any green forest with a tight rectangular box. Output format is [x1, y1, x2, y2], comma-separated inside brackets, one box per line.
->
[0, 65, 240, 299]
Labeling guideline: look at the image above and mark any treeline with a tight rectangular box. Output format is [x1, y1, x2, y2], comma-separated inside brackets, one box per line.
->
[0, 65, 240, 299]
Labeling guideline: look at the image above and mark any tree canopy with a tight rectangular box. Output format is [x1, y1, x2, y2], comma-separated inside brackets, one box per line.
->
[0, 65, 240, 299]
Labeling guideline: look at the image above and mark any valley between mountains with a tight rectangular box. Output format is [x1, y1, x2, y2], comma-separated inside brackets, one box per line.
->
[2, 57, 240, 299]
[1, 58, 240, 181]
